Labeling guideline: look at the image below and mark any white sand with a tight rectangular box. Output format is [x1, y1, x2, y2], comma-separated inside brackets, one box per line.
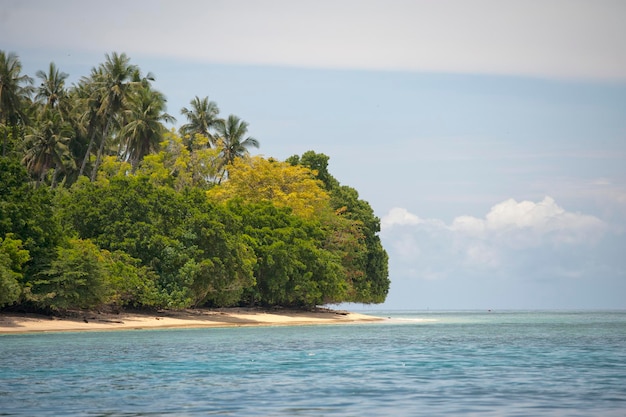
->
[0, 308, 382, 334]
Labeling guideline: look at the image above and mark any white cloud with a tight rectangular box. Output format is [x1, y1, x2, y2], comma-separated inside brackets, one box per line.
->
[451, 196, 607, 246]
[450, 215, 487, 237]
[2, 0, 625, 80]
[381, 207, 422, 229]
[381, 196, 608, 277]
[485, 197, 564, 231]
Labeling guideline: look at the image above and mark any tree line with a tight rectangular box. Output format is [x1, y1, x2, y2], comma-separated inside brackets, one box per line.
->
[0, 50, 389, 312]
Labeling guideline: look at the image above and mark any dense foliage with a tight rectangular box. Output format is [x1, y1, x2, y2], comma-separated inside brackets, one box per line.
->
[0, 51, 389, 312]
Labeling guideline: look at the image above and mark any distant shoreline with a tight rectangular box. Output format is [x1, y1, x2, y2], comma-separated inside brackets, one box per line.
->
[0, 307, 383, 334]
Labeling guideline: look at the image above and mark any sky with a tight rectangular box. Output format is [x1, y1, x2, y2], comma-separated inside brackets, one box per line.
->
[2, 0, 625, 310]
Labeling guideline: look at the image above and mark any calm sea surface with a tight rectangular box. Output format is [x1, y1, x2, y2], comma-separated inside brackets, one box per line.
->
[1, 310, 625, 416]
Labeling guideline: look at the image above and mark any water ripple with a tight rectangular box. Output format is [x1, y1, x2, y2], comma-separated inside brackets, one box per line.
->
[1, 311, 625, 416]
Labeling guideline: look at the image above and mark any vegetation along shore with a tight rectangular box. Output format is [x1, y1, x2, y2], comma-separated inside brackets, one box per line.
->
[0, 51, 390, 316]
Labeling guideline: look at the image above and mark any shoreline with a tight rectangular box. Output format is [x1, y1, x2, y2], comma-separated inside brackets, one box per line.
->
[0, 307, 383, 334]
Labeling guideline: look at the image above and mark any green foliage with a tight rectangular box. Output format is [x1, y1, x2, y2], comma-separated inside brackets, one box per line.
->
[138, 131, 222, 190]
[226, 200, 346, 307]
[104, 250, 161, 308]
[0, 234, 29, 307]
[0, 156, 63, 276]
[0, 125, 25, 160]
[0, 50, 390, 312]
[286, 150, 339, 190]
[329, 184, 389, 302]
[179, 96, 220, 147]
[289, 151, 390, 303]
[0, 266, 21, 307]
[57, 170, 256, 309]
[1, 51, 33, 157]
[31, 238, 109, 311]
[120, 84, 175, 170]
[182, 195, 256, 307]
[214, 114, 259, 181]
[22, 107, 75, 186]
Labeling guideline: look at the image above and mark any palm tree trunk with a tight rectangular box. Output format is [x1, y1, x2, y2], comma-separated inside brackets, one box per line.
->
[51, 167, 59, 188]
[216, 167, 227, 185]
[37, 170, 46, 188]
[79, 129, 97, 177]
[90, 119, 112, 181]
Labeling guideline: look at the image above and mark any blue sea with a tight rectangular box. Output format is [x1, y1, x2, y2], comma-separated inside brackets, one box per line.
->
[1, 310, 625, 416]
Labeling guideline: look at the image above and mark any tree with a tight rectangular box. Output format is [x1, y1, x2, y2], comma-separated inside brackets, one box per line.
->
[225, 200, 346, 307]
[57, 172, 256, 309]
[0, 156, 63, 277]
[34, 62, 68, 109]
[328, 185, 389, 303]
[77, 52, 142, 180]
[286, 150, 339, 190]
[182, 196, 256, 307]
[53, 86, 92, 187]
[134, 131, 222, 190]
[103, 250, 161, 308]
[214, 114, 259, 182]
[26, 63, 75, 187]
[288, 151, 390, 303]
[179, 96, 220, 149]
[90, 52, 143, 181]
[22, 109, 74, 186]
[76, 67, 107, 177]
[0, 51, 391, 311]
[119, 85, 175, 170]
[210, 152, 389, 305]
[0, 51, 33, 156]
[32, 238, 109, 311]
[0, 234, 30, 307]
[209, 156, 330, 219]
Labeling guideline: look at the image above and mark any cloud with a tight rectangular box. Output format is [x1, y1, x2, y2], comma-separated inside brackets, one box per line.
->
[380, 207, 422, 229]
[2, 0, 625, 81]
[381, 196, 608, 280]
[451, 196, 607, 245]
[527, 177, 626, 233]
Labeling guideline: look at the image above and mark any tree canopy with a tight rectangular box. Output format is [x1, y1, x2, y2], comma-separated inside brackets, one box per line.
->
[0, 50, 389, 312]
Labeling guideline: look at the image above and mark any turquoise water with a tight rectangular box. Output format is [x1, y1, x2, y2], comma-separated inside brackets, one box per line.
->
[1, 311, 625, 416]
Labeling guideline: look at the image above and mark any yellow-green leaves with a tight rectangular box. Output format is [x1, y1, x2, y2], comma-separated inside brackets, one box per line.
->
[209, 156, 330, 219]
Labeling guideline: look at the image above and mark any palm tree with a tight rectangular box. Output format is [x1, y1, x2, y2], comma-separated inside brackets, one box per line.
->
[61, 83, 94, 182]
[22, 109, 74, 187]
[214, 114, 260, 182]
[35, 62, 68, 109]
[76, 53, 142, 180]
[119, 85, 175, 170]
[90, 52, 142, 181]
[0, 50, 33, 156]
[75, 72, 105, 177]
[180, 96, 220, 149]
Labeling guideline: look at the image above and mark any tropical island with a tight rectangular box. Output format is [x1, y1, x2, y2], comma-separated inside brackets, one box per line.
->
[0, 51, 390, 319]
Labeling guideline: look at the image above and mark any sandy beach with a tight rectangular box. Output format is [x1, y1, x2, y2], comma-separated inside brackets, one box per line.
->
[0, 308, 382, 334]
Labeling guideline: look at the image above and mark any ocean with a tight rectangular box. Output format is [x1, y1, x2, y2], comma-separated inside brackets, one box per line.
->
[1, 310, 625, 416]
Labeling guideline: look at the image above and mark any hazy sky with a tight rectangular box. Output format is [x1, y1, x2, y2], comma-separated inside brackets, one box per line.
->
[2, 0, 625, 309]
